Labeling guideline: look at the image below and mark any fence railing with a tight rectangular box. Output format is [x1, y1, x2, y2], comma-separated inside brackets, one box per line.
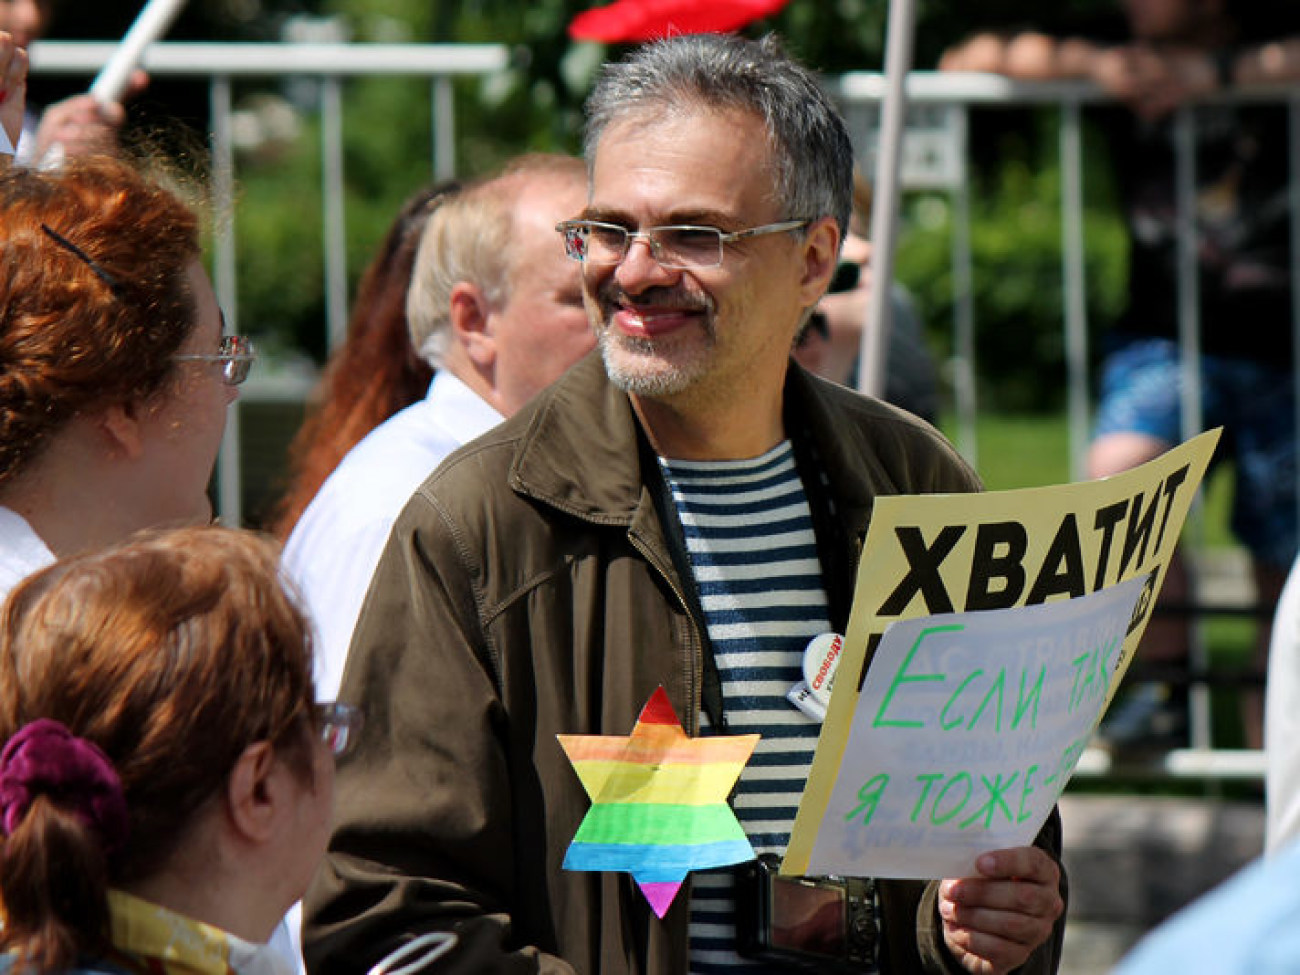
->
[837, 72, 1300, 481]
[29, 40, 510, 526]
[837, 72, 1299, 776]
[27, 50, 1286, 776]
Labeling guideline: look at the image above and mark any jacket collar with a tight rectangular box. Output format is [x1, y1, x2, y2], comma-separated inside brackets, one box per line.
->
[508, 352, 647, 525]
[508, 350, 877, 539]
[781, 362, 879, 540]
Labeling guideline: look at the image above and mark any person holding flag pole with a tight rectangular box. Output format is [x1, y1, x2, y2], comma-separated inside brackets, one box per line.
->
[8, 0, 183, 167]
[36, 0, 185, 169]
[0, 27, 29, 166]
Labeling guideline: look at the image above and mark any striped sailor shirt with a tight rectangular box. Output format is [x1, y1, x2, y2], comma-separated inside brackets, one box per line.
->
[660, 441, 837, 974]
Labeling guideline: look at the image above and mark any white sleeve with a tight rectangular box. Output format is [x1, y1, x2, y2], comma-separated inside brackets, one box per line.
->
[1265, 556, 1300, 854]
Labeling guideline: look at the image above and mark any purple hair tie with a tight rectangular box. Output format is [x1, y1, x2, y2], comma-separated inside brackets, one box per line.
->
[0, 718, 129, 855]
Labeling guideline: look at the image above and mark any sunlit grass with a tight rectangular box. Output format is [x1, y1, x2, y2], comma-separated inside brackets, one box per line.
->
[937, 411, 1262, 754]
[939, 410, 1238, 549]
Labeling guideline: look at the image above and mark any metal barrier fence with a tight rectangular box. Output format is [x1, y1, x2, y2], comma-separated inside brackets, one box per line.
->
[28, 40, 510, 526]
[837, 72, 1300, 483]
[837, 71, 1299, 778]
[27, 49, 1285, 776]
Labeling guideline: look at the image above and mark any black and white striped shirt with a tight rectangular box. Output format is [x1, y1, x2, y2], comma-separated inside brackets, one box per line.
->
[661, 442, 831, 974]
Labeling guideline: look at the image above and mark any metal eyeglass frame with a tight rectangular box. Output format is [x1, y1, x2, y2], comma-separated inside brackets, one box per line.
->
[556, 218, 811, 270]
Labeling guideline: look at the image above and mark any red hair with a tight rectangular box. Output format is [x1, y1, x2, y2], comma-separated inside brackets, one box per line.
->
[0, 526, 316, 971]
[0, 155, 201, 485]
[271, 182, 460, 538]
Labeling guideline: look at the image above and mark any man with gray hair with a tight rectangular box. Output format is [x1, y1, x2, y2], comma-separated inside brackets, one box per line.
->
[283, 154, 591, 700]
[305, 35, 1065, 975]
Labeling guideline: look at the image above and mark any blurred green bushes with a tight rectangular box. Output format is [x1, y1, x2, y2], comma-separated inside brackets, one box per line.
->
[895, 113, 1130, 413]
[218, 0, 1135, 409]
[232, 74, 440, 361]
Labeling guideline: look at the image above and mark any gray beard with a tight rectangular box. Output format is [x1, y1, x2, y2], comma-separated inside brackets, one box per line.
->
[597, 329, 707, 398]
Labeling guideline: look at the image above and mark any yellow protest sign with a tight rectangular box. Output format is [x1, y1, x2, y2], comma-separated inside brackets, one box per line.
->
[784, 429, 1220, 875]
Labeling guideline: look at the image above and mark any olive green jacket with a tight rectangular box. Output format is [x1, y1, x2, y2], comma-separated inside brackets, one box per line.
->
[303, 352, 1066, 975]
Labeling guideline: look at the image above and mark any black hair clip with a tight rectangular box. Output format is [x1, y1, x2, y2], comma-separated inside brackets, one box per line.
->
[40, 224, 125, 299]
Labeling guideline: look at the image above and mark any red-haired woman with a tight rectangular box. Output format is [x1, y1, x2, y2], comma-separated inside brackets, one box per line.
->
[0, 526, 349, 974]
[0, 153, 253, 599]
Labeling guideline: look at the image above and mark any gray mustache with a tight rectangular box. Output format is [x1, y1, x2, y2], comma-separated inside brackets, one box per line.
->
[596, 284, 714, 315]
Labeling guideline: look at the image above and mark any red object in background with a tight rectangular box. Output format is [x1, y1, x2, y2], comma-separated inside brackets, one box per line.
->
[568, 0, 792, 42]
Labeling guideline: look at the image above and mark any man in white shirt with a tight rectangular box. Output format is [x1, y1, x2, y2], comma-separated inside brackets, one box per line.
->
[283, 154, 593, 700]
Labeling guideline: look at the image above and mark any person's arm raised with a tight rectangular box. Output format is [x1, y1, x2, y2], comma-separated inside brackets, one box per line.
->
[0, 31, 28, 171]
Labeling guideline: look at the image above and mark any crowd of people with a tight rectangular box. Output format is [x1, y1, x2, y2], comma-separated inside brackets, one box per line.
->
[941, 0, 1300, 760]
[3, 3, 1300, 973]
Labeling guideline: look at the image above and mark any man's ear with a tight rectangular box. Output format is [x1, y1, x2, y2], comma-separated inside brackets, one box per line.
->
[448, 281, 498, 370]
[97, 402, 145, 461]
[798, 216, 842, 306]
[224, 740, 280, 845]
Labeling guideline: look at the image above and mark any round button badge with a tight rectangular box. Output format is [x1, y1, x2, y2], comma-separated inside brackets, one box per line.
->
[786, 632, 844, 722]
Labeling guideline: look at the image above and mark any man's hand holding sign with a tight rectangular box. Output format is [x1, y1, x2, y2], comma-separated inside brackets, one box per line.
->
[783, 429, 1219, 974]
[555, 425, 1215, 974]
[842, 577, 1150, 973]
[939, 846, 1066, 975]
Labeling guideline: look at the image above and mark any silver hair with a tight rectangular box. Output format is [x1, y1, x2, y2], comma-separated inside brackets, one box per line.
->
[406, 183, 499, 370]
[406, 154, 585, 368]
[582, 33, 854, 238]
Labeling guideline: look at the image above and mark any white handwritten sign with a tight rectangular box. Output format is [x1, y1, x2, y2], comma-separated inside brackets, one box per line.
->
[785, 430, 1219, 876]
[804, 574, 1146, 879]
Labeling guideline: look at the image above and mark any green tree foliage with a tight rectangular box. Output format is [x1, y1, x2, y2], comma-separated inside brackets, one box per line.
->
[153, 0, 1131, 404]
[232, 70, 439, 359]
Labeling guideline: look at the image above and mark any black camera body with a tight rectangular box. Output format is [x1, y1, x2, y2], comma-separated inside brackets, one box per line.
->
[734, 853, 879, 972]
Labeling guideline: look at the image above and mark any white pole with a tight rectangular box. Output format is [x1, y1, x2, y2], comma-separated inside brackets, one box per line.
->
[1061, 101, 1090, 482]
[322, 76, 349, 351]
[89, 0, 187, 105]
[858, 0, 917, 398]
[39, 0, 187, 169]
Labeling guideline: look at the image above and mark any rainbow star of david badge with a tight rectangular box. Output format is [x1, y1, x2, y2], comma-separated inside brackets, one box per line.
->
[558, 686, 759, 918]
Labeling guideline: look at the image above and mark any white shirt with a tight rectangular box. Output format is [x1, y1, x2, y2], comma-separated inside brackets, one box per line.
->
[283, 370, 503, 702]
[0, 505, 55, 602]
[14, 108, 38, 167]
[1266, 556, 1300, 853]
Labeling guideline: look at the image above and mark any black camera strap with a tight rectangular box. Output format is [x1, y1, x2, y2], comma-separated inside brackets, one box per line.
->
[637, 425, 729, 732]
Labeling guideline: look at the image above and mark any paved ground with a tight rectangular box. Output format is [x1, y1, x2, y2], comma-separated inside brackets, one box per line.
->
[1056, 793, 1265, 973]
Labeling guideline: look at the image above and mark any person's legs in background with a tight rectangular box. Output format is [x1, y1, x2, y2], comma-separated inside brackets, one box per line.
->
[1220, 354, 1297, 749]
[1090, 337, 1193, 754]
[1092, 338, 1298, 753]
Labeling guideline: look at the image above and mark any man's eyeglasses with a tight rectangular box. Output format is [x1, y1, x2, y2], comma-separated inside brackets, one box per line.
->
[556, 218, 810, 270]
[173, 335, 256, 386]
[315, 701, 363, 757]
